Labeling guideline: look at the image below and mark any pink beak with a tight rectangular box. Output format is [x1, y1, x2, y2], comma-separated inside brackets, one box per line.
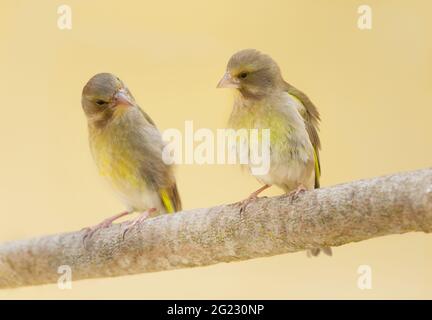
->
[217, 71, 240, 89]
[114, 89, 134, 107]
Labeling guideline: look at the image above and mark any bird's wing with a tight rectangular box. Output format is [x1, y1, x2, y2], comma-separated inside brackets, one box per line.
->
[284, 82, 321, 188]
[138, 106, 157, 127]
[137, 105, 182, 213]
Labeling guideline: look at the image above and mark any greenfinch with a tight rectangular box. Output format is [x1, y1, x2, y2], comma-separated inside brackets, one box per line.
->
[81, 73, 181, 240]
[217, 49, 331, 257]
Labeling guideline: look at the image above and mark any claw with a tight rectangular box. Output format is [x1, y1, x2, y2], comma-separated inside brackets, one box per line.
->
[238, 196, 257, 215]
[82, 211, 131, 246]
[237, 184, 271, 215]
[121, 208, 156, 240]
[287, 185, 308, 201]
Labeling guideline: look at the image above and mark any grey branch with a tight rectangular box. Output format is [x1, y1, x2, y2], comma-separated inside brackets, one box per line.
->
[1, 168, 431, 289]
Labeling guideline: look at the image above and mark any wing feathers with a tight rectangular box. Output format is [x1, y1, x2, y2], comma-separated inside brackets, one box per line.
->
[285, 82, 321, 188]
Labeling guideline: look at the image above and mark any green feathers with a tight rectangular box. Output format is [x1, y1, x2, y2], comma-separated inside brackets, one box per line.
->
[286, 87, 322, 189]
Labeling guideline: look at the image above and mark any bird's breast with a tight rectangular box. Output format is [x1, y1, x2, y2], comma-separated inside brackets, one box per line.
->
[230, 102, 296, 150]
[230, 96, 314, 184]
[89, 127, 144, 191]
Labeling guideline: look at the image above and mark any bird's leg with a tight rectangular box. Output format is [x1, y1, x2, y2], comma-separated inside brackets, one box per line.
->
[238, 184, 271, 214]
[122, 208, 157, 240]
[287, 184, 308, 200]
[82, 210, 132, 243]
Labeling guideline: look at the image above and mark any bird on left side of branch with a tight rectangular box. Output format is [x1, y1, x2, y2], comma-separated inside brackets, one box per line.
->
[81, 73, 182, 242]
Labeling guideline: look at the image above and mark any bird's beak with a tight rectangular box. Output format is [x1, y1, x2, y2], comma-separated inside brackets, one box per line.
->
[114, 89, 134, 107]
[217, 72, 240, 89]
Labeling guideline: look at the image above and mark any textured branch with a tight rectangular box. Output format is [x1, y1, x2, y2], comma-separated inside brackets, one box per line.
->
[1, 168, 431, 289]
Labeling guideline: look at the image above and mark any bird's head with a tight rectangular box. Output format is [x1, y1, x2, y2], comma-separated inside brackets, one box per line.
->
[81, 73, 135, 123]
[217, 49, 283, 99]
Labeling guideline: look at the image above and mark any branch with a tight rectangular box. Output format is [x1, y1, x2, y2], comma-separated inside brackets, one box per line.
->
[1, 168, 431, 289]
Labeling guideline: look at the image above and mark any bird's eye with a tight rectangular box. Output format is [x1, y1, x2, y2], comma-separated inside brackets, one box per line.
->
[239, 72, 248, 79]
[95, 99, 106, 106]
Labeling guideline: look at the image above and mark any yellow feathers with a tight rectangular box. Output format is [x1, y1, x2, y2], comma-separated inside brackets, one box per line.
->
[90, 130, 142, 190]
[313, 148, 320, 188]
[160, 189, 175, 213]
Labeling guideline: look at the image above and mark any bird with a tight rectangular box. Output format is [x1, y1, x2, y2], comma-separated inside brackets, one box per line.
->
[217, 49, 331, 257]
[81, 73, 181, 241]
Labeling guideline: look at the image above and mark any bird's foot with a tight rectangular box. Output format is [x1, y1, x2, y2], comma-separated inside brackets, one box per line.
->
[238, 195, 259, 215]
[287, 185, 308, 201]
[122, 208, 157, 240]
[82, 210, 131, 245]
[238, 184, 271, 215]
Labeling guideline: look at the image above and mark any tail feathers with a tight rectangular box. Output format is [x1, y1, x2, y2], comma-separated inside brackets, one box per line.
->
[170, 183, 182, 212]
[313, 149, 321, 188]
[306, 247, 332, 257]
[160, 183, 182, 213]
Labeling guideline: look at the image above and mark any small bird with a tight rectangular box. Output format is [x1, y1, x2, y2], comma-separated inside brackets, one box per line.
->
[81, 73, 181, 240]
[217, 49, 331, 257]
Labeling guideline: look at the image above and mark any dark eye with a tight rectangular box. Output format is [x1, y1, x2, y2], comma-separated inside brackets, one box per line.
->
[95, 99, 106, 106]
[239, 72, 248, 79]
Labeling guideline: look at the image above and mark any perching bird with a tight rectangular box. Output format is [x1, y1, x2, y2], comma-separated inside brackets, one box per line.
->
[81, 73, 181, 240]
[217, 49, 331, 257]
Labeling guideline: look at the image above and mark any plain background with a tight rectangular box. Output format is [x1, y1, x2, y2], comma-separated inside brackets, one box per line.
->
[0, 0, 431, 299]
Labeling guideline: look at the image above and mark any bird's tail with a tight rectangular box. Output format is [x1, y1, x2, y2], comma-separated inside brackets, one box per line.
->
[307, 247, 332, 257]
[170, 183, 182, 212]
[160, 183, 182, 213]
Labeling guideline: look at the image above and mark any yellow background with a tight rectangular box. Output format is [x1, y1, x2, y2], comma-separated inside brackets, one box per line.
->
[0, 0, 431, 299]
